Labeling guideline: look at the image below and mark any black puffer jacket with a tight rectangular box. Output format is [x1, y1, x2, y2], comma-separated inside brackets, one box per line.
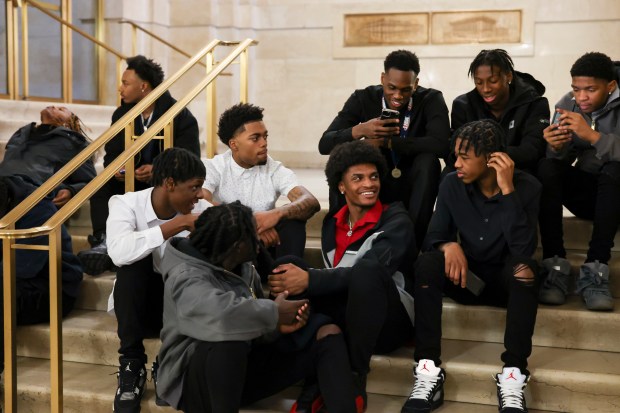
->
[104, 90, 200, 167]
[451, 71, 550, 172]
[0, 123, 95, 195]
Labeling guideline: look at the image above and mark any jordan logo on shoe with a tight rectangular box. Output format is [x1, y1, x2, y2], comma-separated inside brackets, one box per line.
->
[421, 361, 430, 372]
[125, 365, 132, 372]
[506, 370, 518, 381]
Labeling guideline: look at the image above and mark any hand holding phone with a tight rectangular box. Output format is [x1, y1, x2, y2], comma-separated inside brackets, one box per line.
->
[552, 111, 562, 125]
[465, 270, 486, 296]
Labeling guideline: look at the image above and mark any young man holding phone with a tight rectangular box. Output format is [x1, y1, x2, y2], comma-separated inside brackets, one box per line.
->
[537, 52, 619, 311]
[402, 120, 541, 413]
[319, 49, 451, 249]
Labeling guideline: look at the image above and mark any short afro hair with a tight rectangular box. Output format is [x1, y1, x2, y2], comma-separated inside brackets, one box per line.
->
[217, 103, 264, 146]
[324, 141, 388, 190]
[384, 50, 420, 75]
[125, 55, 165, 88]
[570, 52, 616, 82]
[151, 147, 206, 186]
[468, 49, 514, 78]
[451, 119, 506, 158]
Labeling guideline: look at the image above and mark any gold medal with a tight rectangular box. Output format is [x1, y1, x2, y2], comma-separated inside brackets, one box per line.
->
[391, 168, 402, 178]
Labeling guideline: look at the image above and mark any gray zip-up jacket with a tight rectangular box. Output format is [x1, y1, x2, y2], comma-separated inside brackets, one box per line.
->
[548, 65, 620, 174]
[157, 238, 278, 409]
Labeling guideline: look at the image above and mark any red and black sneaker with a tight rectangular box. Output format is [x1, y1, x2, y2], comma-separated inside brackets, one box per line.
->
[290, 382, 324, 413]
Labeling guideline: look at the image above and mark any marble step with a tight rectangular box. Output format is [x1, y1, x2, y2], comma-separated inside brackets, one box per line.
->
[21, 292, 620, 371]
[11, 338, 618, 413]
[7, 357, 557, 413]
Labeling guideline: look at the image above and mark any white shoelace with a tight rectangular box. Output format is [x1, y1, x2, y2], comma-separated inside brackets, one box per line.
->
[497, 381, 526, 409]
[409, 372, 440, 400]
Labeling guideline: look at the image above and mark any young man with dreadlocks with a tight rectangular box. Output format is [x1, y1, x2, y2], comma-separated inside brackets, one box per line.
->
[537, 52, 620, 311]
[107, 148, 209, 413]
[448, 49, 550, 174]
[0, 106, 95, 207]
[79, 55, 200, 276]
[319, 49, 450, 249]
[156, 202, 359, 413]
[402, 120, 541, 413]
[269, 141, 415, 412]
[202, 103, 320, 276]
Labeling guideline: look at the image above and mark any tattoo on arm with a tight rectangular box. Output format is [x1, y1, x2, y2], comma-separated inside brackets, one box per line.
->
[279, 186, 320, 221]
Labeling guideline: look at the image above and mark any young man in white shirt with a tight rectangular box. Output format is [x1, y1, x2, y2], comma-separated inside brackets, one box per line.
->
[202, 103, 320, 275]
[108, 148, 210, 413]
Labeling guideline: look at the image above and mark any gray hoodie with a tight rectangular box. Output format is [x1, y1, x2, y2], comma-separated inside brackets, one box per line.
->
[548, 64, 620, 174]
[156, 238, 278, 409]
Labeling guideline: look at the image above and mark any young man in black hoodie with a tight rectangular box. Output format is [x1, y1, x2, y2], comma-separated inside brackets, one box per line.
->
[320, 50, 450, 249]
[450, 49, 550, 174]
[78, 55, 200, 275]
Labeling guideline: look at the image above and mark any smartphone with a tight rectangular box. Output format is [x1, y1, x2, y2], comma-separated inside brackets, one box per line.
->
[552, 111, 562, 125]
[380, 108, 400, 120]
[465, 270, 486, 296]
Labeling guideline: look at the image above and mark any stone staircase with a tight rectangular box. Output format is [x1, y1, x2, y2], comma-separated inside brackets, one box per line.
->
[7, 187, 619, 412]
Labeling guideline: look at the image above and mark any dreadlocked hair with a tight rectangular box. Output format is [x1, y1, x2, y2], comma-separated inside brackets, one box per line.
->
[451, 119, 506, 157]
[217, 103, 264, 146]
[189, 201, 258, 266]
[570, 52, 615, 82]
[468, 49, 514, 78]
[65, 112, 91, 141]
[324, 140, 388, 190]
[151, 148, 205, 187]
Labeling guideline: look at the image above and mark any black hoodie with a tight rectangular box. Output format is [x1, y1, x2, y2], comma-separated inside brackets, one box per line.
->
[451, 71, 550, 173]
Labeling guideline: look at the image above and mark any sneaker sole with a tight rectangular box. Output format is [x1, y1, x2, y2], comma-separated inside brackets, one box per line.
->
[77, 252, 113, 276]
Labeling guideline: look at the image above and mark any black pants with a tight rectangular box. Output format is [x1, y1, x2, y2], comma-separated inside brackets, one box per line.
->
[328, 153, 438, 251]
[0, 282, 76, 371]
[255, 219, 308, 280]
[537, 158, 620, 264]
[179, 334, 357, 413]
[280, 256, 413, 375]
[413, 251, 538, 373]
[113, 255, 164, 364]
[90, 178, 150, 239]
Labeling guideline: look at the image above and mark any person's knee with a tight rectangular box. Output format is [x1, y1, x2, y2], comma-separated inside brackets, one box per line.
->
[600, 161, 620, 184]
[510, 263, 536, 288]
[349, 259, 388, 292]
[316, 323, 342, 340]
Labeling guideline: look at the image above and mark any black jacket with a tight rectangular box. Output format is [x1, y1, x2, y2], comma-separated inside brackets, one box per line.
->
[104, 90, 200, 167]
[0, 175, 82, 297]
[451, 71, 550, 172]
[0, 123, 96, 195]
[308, 202, 414, 296]
[319, 85, 451, 165]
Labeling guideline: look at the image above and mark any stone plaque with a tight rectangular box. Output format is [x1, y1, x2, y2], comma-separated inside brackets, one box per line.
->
[344, 13, 429, 46]
[431, 10, 522, 44]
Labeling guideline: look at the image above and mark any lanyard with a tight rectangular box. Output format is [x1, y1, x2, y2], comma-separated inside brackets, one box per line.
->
[141, 111, 153, 131]
[382, 95, 413, 168]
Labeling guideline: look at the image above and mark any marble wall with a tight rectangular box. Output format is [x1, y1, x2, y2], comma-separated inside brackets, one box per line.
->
[102, 0, 620, 167]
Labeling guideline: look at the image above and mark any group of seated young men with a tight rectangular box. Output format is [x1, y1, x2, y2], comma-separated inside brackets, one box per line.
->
[8, 49, 614, 413]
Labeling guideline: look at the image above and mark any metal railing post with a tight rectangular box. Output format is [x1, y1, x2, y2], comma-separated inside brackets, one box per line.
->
[3, 233, 17, 413]
[206, 51, 216, 158]
[48, 228, 63, 413]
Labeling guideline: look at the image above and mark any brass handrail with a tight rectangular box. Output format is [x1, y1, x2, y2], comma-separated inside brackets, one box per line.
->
[119, 19, 205, 67]
[0, 37, 257, 413]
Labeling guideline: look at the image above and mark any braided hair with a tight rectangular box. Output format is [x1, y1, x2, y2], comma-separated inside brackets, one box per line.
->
[468, 49, 514, 78]
[151, 148, 206, 187]
[189, 201, 258, 266]
[451, 119, 506, 157]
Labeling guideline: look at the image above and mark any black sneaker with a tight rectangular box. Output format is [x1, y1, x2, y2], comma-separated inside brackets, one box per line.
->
[77, 237, 114, 275]
[151, 358, 169, 407]
[401, 359, 445, 413]
[290, 381, 324, 413]
[496, 367, 529, 412]
[113, 359, 146, 413]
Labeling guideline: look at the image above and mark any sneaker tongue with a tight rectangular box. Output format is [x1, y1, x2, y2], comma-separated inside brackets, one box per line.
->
[416, 359, 441, 376]
[500, 367, 526, 384]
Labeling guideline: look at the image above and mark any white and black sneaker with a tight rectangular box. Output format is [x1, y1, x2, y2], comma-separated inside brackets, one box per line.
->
[401, 359, 445, 413]
[496, 367, 529, 412]
[113, 359, 146, 413]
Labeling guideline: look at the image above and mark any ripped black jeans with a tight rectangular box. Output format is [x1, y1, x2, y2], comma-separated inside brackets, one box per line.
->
[413, 251, 538, 373]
